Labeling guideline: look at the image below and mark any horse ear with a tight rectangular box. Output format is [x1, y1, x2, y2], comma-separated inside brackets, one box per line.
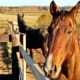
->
[50, 0, 59, 15]
[69, 1, 80, 19]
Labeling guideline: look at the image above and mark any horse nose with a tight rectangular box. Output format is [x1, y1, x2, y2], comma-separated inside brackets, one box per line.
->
[43, 67, 51, 77]
[51, 64, 61, 79]
[43, 64, 52, 77]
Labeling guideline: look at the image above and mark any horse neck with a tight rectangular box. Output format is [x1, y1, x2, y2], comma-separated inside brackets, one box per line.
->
[21, 20, 30, 30]
[74, 36, 80, 65]
[74, 32, 80, 58]
[67, 31, 80, 80]
[19, 20, 29, 32]
[73, 33, 80, 80]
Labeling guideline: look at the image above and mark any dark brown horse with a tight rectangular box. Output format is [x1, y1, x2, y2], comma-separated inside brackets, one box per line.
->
[17, 14, 48, 58]
[44, 0, 80, 80]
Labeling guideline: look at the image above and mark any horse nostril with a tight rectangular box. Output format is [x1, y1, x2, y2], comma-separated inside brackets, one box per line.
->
[43, 67, 51, 77]
[54, 65, 57, 72]
[52, 65, 57, 72]
[44, 67, 48, 76]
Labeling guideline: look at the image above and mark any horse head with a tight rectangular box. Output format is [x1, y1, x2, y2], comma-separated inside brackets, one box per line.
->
[17, 13, 30, 33]
[44, 0, 80, 79]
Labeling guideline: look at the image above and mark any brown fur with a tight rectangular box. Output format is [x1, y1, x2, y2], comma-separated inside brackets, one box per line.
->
[44, 1, 80, 80]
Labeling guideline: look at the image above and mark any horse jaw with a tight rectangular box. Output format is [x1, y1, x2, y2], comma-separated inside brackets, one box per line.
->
[51, 66, 61, 79]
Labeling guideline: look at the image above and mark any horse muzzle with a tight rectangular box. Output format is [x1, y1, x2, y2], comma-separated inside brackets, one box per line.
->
[44, 64, 61, 79]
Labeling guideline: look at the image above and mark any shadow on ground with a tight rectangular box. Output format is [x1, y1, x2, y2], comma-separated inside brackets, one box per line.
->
[0, 74, 12, 80]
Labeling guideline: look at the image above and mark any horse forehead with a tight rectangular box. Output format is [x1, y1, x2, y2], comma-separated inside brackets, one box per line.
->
[51, 12, 74, 33]
[57, 16, 73, 26]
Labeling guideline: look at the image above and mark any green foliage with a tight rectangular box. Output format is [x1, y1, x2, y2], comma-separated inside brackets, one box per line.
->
[36, 13, 52, 28]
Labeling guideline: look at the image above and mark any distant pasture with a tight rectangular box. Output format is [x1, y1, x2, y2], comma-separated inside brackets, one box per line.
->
[0, 11, 79, 34]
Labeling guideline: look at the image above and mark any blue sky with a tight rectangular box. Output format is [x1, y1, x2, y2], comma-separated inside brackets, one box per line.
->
[0, 0, 79, 6]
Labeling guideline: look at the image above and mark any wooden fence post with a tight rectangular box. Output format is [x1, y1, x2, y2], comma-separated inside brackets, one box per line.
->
[12, 46, 19, 80]
[23, 34, 26, 80]
[11, 31, 20, 80]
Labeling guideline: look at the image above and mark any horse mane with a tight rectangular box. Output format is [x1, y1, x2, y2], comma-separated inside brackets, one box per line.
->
[69, 1, 80, 19]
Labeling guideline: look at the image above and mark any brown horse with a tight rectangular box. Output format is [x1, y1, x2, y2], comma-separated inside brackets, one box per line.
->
[44, 0, 80, 80]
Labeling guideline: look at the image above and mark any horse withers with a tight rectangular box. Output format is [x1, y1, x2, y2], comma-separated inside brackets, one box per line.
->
[44, 0, 80, 80]
[17, 14, 48, 59]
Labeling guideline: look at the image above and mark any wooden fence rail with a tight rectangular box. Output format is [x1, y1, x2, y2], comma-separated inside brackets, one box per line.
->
[19, 46, 49, 80]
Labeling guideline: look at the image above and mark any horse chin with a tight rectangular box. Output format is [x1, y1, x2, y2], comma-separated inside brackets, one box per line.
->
[51, 66, 61, 79]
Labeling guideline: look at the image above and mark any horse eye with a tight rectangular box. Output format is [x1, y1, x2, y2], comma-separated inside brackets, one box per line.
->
[67, 30, 72, 34]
